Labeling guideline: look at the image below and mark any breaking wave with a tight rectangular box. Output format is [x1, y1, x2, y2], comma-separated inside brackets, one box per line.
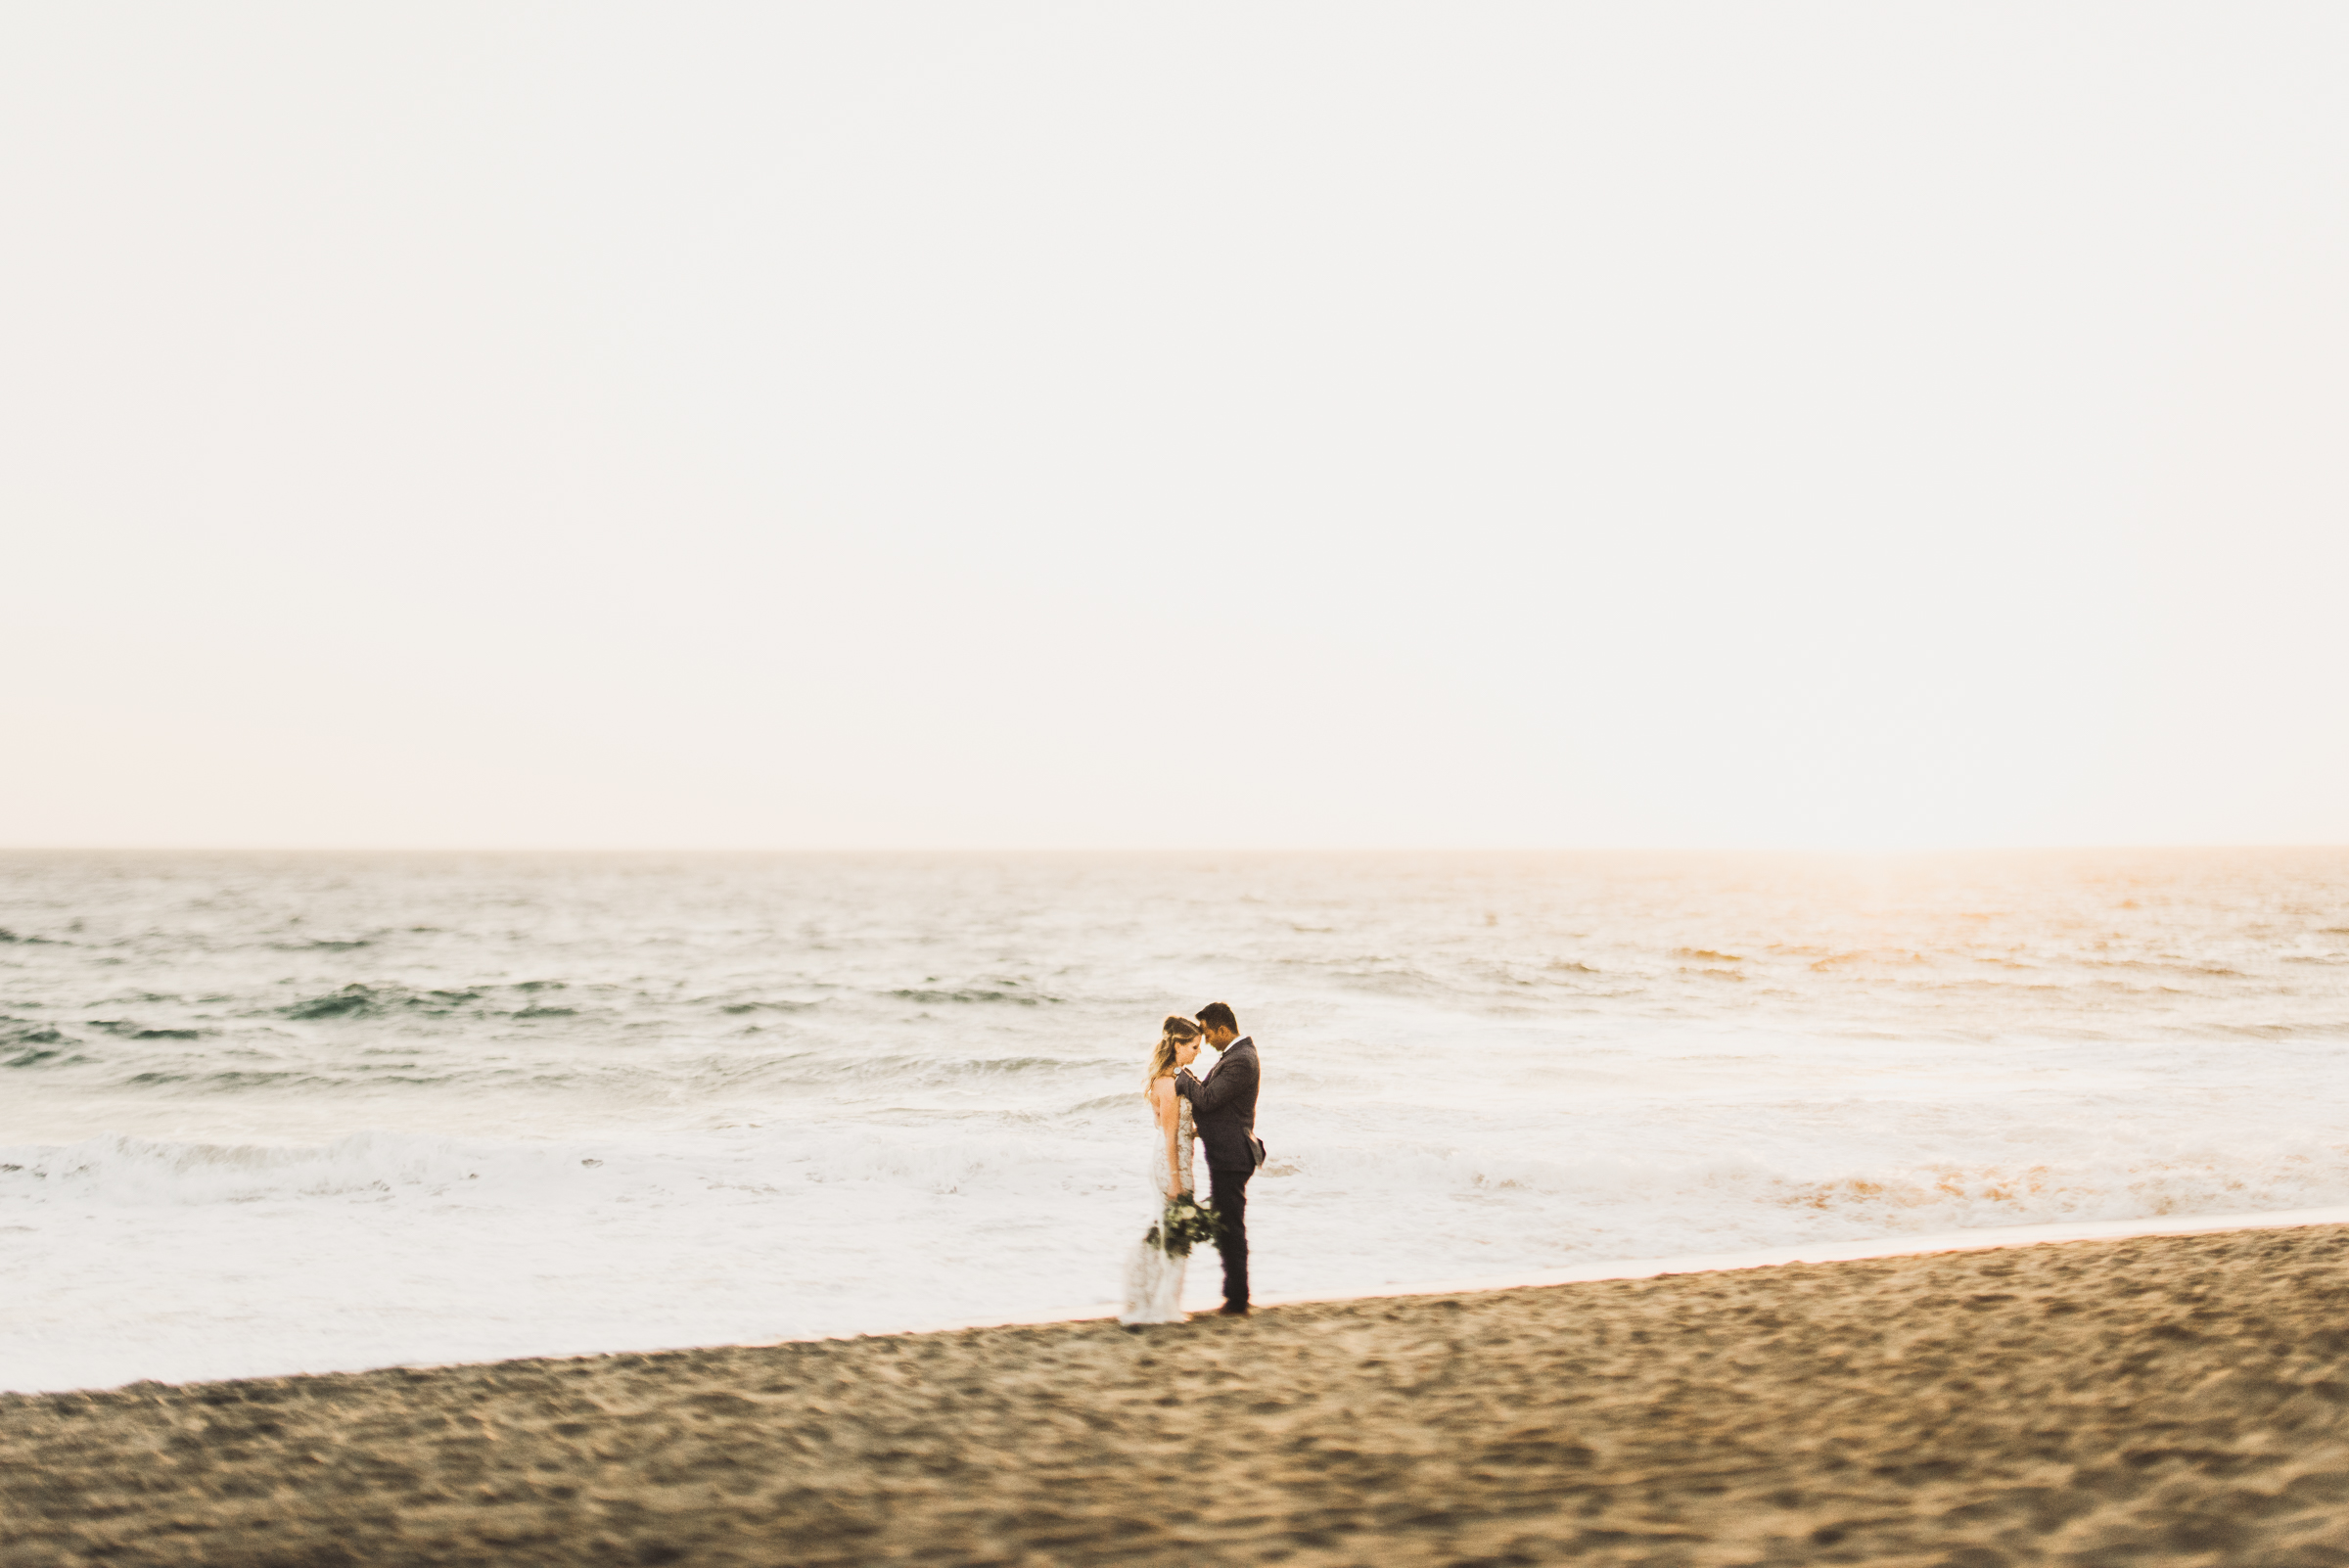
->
[3, 846, 2347, 1391]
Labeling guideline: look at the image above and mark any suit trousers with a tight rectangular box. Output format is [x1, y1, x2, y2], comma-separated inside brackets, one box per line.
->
[1207, 1162, 1252, 1308]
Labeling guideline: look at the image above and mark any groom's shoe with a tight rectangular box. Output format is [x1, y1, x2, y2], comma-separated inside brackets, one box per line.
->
[1216, 1303, 1250, 1316]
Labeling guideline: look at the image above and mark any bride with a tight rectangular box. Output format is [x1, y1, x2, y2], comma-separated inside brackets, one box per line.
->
[1120, 1014, 1203, 1325]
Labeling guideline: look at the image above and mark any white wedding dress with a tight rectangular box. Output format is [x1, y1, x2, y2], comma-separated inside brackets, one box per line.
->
[1119, 1093, 1195, 1325]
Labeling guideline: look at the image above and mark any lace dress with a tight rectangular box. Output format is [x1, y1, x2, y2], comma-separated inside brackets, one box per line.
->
[1119, 1093, 1195, 1325]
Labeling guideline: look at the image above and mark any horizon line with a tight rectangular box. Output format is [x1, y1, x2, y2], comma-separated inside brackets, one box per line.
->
[4, 842, 2346, 857]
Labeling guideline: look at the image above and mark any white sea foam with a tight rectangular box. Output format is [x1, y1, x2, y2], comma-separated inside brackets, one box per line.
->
[3, 849, 2347, 1392]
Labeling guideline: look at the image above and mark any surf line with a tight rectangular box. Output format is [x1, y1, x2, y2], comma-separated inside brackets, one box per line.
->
[863, 1203, 2349, 1342]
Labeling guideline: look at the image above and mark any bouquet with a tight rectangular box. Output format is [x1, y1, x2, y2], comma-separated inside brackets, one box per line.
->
[1143, 1191, 1221, 1258]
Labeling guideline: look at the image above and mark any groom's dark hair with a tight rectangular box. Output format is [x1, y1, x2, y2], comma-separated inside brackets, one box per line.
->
[1196, 1002, 1238, 1034]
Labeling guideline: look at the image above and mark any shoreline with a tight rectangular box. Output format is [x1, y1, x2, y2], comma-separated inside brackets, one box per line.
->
[855, 1200, 2349, 1346]
[17, 1203, 2349, 1401]
[11, 1219, 2349, 1564]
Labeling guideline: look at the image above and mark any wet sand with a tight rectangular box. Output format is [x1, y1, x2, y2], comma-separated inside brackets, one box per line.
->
[9, 1224, 2349, 1567]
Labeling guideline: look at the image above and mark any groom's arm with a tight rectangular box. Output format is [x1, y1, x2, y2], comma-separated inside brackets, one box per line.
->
[1177, 1051, 1256, 1116]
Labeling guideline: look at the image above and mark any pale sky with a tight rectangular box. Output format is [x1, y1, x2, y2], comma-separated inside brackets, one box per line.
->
[4, 4, 2345, 852]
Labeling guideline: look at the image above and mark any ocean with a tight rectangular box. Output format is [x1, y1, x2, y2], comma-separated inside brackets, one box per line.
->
[4, 849, 2345, 1394]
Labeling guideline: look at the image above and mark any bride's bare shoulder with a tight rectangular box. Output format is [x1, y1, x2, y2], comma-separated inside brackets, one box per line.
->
[1148, 1075, 1178, 1114]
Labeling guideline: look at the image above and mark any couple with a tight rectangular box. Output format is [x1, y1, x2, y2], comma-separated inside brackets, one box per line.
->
[1121, 1001, 1263, 1325]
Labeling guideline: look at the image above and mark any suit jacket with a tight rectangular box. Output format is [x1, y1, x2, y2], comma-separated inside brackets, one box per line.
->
[1177, 1036, 1261, 1173]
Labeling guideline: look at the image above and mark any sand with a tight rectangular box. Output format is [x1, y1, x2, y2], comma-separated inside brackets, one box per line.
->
[9, 1225, 2349, 1567]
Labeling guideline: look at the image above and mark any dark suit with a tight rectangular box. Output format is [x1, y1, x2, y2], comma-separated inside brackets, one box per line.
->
[1176, 1036, 1261, 1310]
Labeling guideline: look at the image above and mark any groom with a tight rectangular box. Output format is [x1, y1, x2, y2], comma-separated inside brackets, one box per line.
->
[1174, 1001, 1262, 1316]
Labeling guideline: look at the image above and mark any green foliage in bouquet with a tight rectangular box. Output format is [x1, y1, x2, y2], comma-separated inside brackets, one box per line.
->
[1143, 1191, 1221, 1258]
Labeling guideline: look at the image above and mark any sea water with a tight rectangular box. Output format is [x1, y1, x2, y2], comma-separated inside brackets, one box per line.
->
[4, 849, 2345, 1393]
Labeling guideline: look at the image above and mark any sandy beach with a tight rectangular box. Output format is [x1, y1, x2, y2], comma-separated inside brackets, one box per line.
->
[9, 1223, 2349, 1567]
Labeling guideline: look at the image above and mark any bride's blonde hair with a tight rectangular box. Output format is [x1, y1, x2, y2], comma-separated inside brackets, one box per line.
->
[1144, 1014, 1203, 1098]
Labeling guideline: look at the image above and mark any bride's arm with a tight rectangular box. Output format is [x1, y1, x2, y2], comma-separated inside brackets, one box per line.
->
[1151, 1078, 1181, 1198]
